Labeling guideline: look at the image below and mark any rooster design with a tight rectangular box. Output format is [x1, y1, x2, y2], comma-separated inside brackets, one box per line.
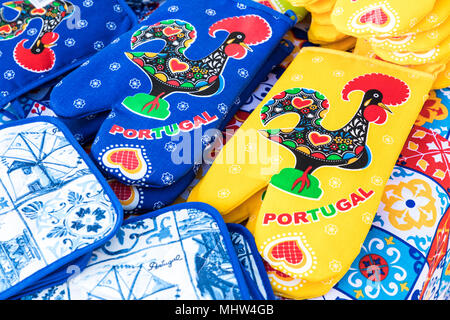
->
[260, 73, 410, 197]
[123, 15, 272, 119]
[0, 0, 74, 72]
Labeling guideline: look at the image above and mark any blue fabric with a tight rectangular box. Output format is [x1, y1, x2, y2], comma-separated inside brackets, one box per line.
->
[0, 0, 137, 108]
[228, 223, 275, 300]
[109, 168, 196, 216]
[0, 116, 123, 299]
[108, 38, 294, 215]
[49, 0, 294, 190]
[10, 252, 92, 299]
[6, 77, 110, 144]
[21, 202, 251, 300]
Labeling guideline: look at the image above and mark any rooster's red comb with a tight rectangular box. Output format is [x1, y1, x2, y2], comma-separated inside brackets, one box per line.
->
[208, 14, 272, 45]
[342, 73, 410, 106]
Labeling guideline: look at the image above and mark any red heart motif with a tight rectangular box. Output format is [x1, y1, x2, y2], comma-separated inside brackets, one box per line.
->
[273, 92, 286, 99]
[30, 8, 46, 15]
[308, 131, 332, 146]
[169, 58, 190, 73]
[292, 97, 313, 109]
[108, 149, 141, 172]
[263, 260, 293, 279]
[163, 26, 182, 37]
[271, 240, 303, 265]
[359, 8, 388, 25]
[0, 25, 12, 34]
[109, 180, 132, 202]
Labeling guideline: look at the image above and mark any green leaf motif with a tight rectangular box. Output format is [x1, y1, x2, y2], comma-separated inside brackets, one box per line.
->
[122, 93, 171, 120]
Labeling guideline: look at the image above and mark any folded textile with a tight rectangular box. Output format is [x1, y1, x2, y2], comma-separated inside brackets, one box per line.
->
[0, 117, 123, 299]
[228, 223, 275, 300]
[21, 202, 251, 300]
[0, 0, 137, 107]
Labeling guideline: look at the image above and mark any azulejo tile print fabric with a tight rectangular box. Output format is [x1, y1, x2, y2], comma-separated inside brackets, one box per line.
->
[228, 223, 275, 300]
[0, 0, 449, 300]
[313, 91, 450, 300]
[22, 204, 249, 300]
[0, 120, 121, 299]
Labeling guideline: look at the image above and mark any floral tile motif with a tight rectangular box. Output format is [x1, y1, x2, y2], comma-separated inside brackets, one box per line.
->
[334, 227, 426, 300]
[0, 121, 119, 296]
[23, 207, 245, 300]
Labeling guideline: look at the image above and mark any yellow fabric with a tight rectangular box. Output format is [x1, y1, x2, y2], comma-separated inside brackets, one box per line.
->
[224, 188, 266, 224]
[188, 47, 434, 299]
[408, 0, 450, 34]
[308, 20, 349, 43]
[433, 59, 450, 88]
[331, 0, 436, 37]
[371, 36, 450, 65]
[321, 35, 357, 51]
[305, 0, 336, 14]
[245, 198, 263, 234]
[311, 10, 333, 25]
[354, 37, 447, 84]
[368, 17, 450, 52]
[288, 0, 320, 7]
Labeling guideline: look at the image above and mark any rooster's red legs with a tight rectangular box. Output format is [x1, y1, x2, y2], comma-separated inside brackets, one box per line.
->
[292, 166, 313, 193]
[142, 92, 165, 113]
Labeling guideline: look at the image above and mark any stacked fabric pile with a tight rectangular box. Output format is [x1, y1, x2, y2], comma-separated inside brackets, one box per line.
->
[289, 0, 357, 50]
[0, 0, 448, 301]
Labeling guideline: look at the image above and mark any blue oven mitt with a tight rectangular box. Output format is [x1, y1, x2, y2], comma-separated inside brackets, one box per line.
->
[228, 223, 275, 300]
[0, 117, 123, 299]
[106, 37, 295, 216]
[0, 0, 137, 107]
[107, 168, 196, 216]
[49, 0, 295, 189]
[21, 203, 251, 300]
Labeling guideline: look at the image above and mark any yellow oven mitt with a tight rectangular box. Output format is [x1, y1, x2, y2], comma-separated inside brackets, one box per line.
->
[371, 36, 450, 65]
[368, 17, 450, 52]
[304, 0, 336, 14]
[331, 0, 436, 37]
[188, 47, 434, 299]
[321, 36, 357, 51]
[224, 188, 266, 224]
[408, 0, 450, 34]
[308, 20, 349, 43]
[433, 59, 450, 88]
[312, 10, 333, 25]
[289, 0, 322, 7]
[354, 37, 450, 89]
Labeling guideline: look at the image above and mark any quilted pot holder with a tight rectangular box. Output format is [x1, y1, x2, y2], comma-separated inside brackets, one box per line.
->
[0, 0, 137, 107]
[21, 202, 251, 300]
[0, 116, 123, 299]
[10, 252, 92, 299]
[228, 223, 275, 300]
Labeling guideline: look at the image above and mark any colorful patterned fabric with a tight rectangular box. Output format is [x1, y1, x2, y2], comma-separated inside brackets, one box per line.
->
[0, 117, 122, 299]
[0, 0, 449, 301]
[21, 203, 250, 300]
[312, 89, 450, 300]
[0, 0, 137, 107]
